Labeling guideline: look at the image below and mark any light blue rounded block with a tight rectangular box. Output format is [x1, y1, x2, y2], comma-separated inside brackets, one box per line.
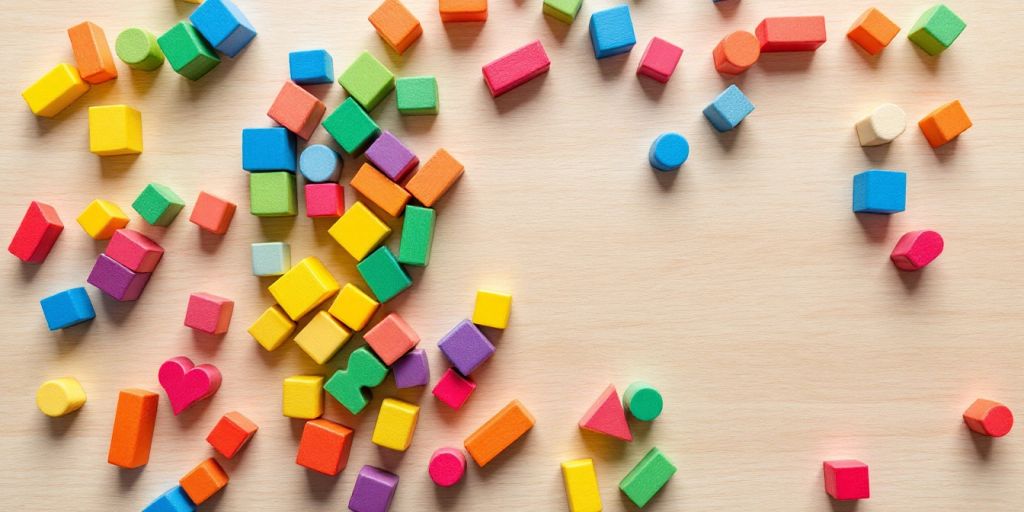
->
[289, 49, 334, 85]
[703, 84, 755, 132]
[251, 242, 291, 277]
[189, 0, 257, 58]
[589, 5, 636, 59]
[40, 287, 95, 331]
[649, 133, 690, 171]
[143, 486, 195, 512]
[299, 144, 341, 183]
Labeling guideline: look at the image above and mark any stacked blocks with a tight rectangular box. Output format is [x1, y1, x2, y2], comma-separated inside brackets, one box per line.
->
[544, 0, 583, 24]
[328, 283, 380, 330]
[78, 200, 129, 239]
[242, 127, 297, 172]
[649, 132, 690, 172]
[88, 254, 152, 301]
[372, 398, 420, 451]
[133, 183, 185, 226]
[438, 319, 495, 376]
[305, 183, 345, 217]
[365, 313, 419, 365]
[328, 201, 391, 261]
[847, 8, 900, 55]
[823, 460, 870, 500]
[703, 84, 755, 132]
[891, 230, 944, 271]
[624, 381, 664, 421]
[713, 31, 760, 75]
[366, 131, 419, 181]
[396, 76, 439, 115]
[248, 305, 295, 351]
[852, 170, 906, 214]
[322, 98, 381, 154]
[143, 486, 195, 512]
[620, 448, 677, 508]
[755, 16, 827, 52]
[324, 346, 389, 415]
[9, 201, 63, 263]
[267, 81, 326, 140]
[579, 384, 632, 441]
[357, 247, 412, 303]
[89, 105, 142, 156]
[464, 400, 535, 467]
[856, 103, 906, 147]
[189, 0, 257, 57]
[368, 0, 423, 55]
[22, 63, 89, 117]
[908, 4, 966, 56]
[282, 375, 324, 419]
[562, 458, 602, 512]
[482, 40, 551, 98]
[268, 256, 340, 320]
[433, 368, 476, 410]
[398, 206, 435, 266]
[250, 241, 290, 276]
[36, 377, 87, 417]
[68, 22, 117, 84]
[296, 419, 354, 476]
[919, 100, 971, 148]
[299, 144, 341, 183]
[339, 51, 395, 111]
[406, 149, 464, 207]
[637, 37, 683, 83]
[294, 311, 352, 364]
[158, 357, 222, 415]
[206, 411, 257, 458]
[108, 388, 159, 468]
[157, 22, 220, 80]
[190, 191, 236, 234]
[115, 28, 165, 71]
[472, 289, 512, 329]
[249, 172, 297, 217]
[290, 49, 334, 85]
[392, 349, 429, 388]
[185, 292, 234, 334]
[440, 0, 488, 23]
[179, 458, 228, 505]
[107, 229, 163, 272]
[429, 448, 466, 487]
[963, 399, 1014, 437]
[40, 287, 95, 330]
[351, 163, 411, 216]
[349, 466, 399, 512]
[589, 5, 636, 59]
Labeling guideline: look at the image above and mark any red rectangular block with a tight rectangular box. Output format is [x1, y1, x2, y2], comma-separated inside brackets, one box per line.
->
[9, 201, 63, 263]
[756, 16, 827, 52]
[482, 40, 550, 97]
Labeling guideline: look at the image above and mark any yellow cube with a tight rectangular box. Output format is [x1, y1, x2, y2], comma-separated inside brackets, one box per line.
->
[268, 257, 340, 320]
[472, 289, 513, 329]
[328, 201, 391, 261]
[282, 375, 324, 419]
[561, 458, 602, 512]
[247, 305, 295, 351]
[89, 105, 143, 156]
[328, 283, 380, 331]
[22, 63, 89, 118]
[295, 311, 352, 365]
[371, 398, 419, 452]
[77, 199, 129, 239]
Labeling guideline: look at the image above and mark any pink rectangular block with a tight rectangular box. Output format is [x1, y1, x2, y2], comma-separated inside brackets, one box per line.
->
[432, 367, 476, 410]
[637, 37, 683, 83]
[364, 312, 420, 365]
[106, 229, 164, 272]
[482, 40, 551, 97]
[185, 292, 234, 335]
[9, 201, 63, 263]
[305, 184, 345, 218]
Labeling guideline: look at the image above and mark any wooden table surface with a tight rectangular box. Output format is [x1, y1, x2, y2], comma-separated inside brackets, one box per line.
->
[2, 0, 1022, 510]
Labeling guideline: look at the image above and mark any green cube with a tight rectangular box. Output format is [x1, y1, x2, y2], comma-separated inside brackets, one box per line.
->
[396, 76, 438, 115]
[132, 183, 185, 226]
[322, 98, 381, 154]
[908, 4, 966, 56]
[619, 447, 677, 508]
[157, 21, 220, 80]
[398, 206, 435, 266]
[357, 247, 411, 302]
[338, 51, 394, 111]
[543, 0, 583, 24]
[249, 172, 296, 217]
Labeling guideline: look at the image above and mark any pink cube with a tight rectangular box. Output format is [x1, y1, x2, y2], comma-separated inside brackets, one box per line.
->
[304, 183, 345, 218]
[823, 460, 869, 501]
[432, 368, 476, 410]
[364, 312, 419, 365]
[184, 292, 234, 335]
[637, 37, 683, 83]
[105, 229, 164, 272]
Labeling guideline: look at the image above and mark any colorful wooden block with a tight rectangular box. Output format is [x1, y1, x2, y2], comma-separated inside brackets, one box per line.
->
[620, 447, 677, 508]
[324, 346, 388, 414]
[589, 5, 636, 59]
[855, 103, 906, 147]
[115, 28, 165, 71]
[143, 486, 195, 512]
[206, 411, 257, 458]
[464, 400, 534, 467]
[242, 127, 297, 172]
[133, 183, 185, 226]
[295, 311, 352, 364]
[179, 458, 228, 505]
[9, 201, 63, 263]
[755, 16, 827, 52]
[438, 319, 495, 376]
[251, 241, 290, 276]
[963, 399, 1014, 437]
[296, 418, 354, 476]
[847, 8, 900, 55]
[328, 283, 380, 331]
[908, 4, 966, 56]
[440, 0, 487, 22]
[78, 199, 128, 240]
[268, 81, 326, 140]
[189, 0, 257, 57]
[357, 246, 412, 303]
[823, 460, 869, 500]
[372, 398, 420, 451]
[87, 253, 151, 301]
[349, 466, 399, 512]
[482, 40, 550, 97]
[36, 377, 86, 417]
[891, 230, 943, 271]
[250, 172, 297, 217]
[579, 384, 632, 441]
[40, 287, 95, 330]
[852, 170, 906, 214]
[396, 76, 438, 115]
[89, 104, 142, 156]
[405, 148, 464, 207]
[544, 0, 582, 24]
[366, 131, 419, 182]
[107, 388, 159, 468]
[328, 201, 391, 261]
[433, 368, 476, 410]
[68, 21, 117, 84]
[283, 375, 324, 419]
[351, 163, 411, 217]
[649, 132, 690, 172]
[703, 84, 754, 132]
[919, 100, 972, 148]
[247, 305, 295, 350]
[624, 381, 663, 421]
[392, 348, 429, 388]
[562, 458, 601, 512]
[637, 37, 683, 83]
[299, 144, 341, 183]
[290, 49, 334, 84]
[21, 63, 89, 117]
[713, 31, 760, 75]
[106, 229, 163, 273]
[472, 289, 512, 329]
[364, 313, 419, 365]
[185, 292, 234, 334]
[268, 256, 340, 320]
[157, 22, 220, 80]
[322, 97, 381, 154]
[398, 206, 435, 267]
[429, 447, 466, 487]
[368, 0, 423, 55]
[159, 356, 221, 415]
[305, 184, 345, 218]
[189, 191, 236, 234]
[338, 51, 395, 111]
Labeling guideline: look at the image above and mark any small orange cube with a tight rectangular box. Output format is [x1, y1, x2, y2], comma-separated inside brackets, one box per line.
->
[179, 458, 229, 505]
[847, 8, 900, 55]
[350, 163, 410, 217]
[189, 191, 236, 235]
[267, 81, 326, 140]
[368, 0, 423, 54]
[296, 419, 354, 476]
[206, 411, 258, 458]
[404, 148, 464, 207]
[440, 0, 488, 22]
[919, 100, 972, 148]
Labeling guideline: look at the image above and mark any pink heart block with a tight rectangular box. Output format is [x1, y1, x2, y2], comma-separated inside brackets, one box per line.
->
[158, 356, 222, 415]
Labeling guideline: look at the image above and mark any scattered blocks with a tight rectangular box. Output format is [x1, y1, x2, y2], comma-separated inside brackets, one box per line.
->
[290, 49, 334, 85]
[322, 97, 381, 154]
[396, 76, 438, 115]
[189, 0, 257, 57]
[189, 191, 236, 235]
[107, 388, 159, 468]
[158, 356, 222, 415]
[908, 4, 966, 56]
[78, 199, 128, 239]
[21, 63, 89, 118]
[620, 448, 677, 508]
[918, 100, 972, 148]
[338, 51, 395, 111]
[9, 201, 63, 264]
[36, 377, 86, 417]
[624, 381, 663, 421]
[250, 172, 297, 217]
[847, 8, 900, 55]
[179, 458, 228, 505]
[143, 486, 195, 512]
[405, 149, 464, 207]
[368, 0, 423, 55]
[88, 253, 152, 301]
[185, 292, 234, 335]
[703, 84, 755, 132]
[372, 398, 420, 451]
[268, 256, 340, 320]
[242, 127, 297, 172]
[579, 384, 632, 442]
[305, 183, 345, 217]
[248, 305, 295, 351]
[157, 22, 221, 80]
[398, 206, 435, 267]
[328, 201, 391, 261]
[89, 105, 142, 156]
[357, 247, 412, 303]
[589, 5, 636, 59]
[283, 375, 324, 419]
[40, 287, 95, 330]
[295, 311, 352, 364]
[296, 419, 354, 476]
[324, 346, 388, 414]
[544, 0, 582, 24]
[68, 21, 118, 84]
[891, 230, 944, 271]
[328, 283, 380, 331]
[133, 183, 185, 226]
[440, 0, 488, 23]
[366, 131, 419, 181]
[429, 447, 466, 487]
[637, 37, 683, 83]
[433, 367, 476, 410]
[472, 289, 512, 329]
[351, 163, 411, 217]
[115, 28, 164, 71]
[482, 40, 551, 97]
[251, 241, 290, 276]
[267, 81, 326, 140]
[206, 411, 258, 458]
[852, 170, 906, 214]
[562, 458, 602, 512]
[855, 103, 906, 146]
[438, 319, 495, 376]
[963, 399, 1014, 437]
[823, 460, 870, 500]
[392, 349, 429, 388]
[649, 132, 689, 172]
[299, 144, 341, 183]
[365, 313, 419, 365]
[713, 31, 760, 75]
[349, 466, 399, 512]
[107, 229, 163, 272]
[755, 16, 827, 52]
[464, 400, 535, 467]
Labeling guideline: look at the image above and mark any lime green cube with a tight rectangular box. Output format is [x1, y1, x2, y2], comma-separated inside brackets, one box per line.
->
[249, 172, 296, 217]
[398, 206, 435, 266]
[908, 4, 966, 56]
[396, 76, 438, 115]
[132, 183, 185, 226]
[322, 98, 381, 154]
[357, 247, 411, 302]
[338, 51, 394, 111]
[157, 21, 220, 80]
[544, 0, 583, 24]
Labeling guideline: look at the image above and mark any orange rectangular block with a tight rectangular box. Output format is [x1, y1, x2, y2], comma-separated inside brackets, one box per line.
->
[351, 163, 411, 217]
[464, 400, 535, 467]
[919, 100, 972, 148]
[107, 388, 158, 468]
[369, 0, 423, 54]
[846, 8, 900, 55]
[180, 458, 229, 505]
[68, 22, 118, 84]
[404, 148, 464, 207]
[440, 0, 488, 22]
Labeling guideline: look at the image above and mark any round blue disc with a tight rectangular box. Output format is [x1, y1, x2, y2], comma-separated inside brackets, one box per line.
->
[649, 132, 690, 172]
[299, 144, 341, 183]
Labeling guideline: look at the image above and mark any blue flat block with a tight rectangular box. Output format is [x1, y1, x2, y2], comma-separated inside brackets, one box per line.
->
[143, 486, 196, 512]
[703, 84, 754, 132]
[290, 49, 334, 85]
[251, 242, 291, 276]
[649, 132, 690, 172]
[40, 287, 95, 331]
[189, 0, 257, 57]
[589, 5, 636, 59]
[242, 127, 297, 172]
[853, 170, 906, 214]
[299, 144, 341, 183]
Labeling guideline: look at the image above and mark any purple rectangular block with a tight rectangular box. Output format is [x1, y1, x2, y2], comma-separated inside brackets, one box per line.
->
[391, 348, 429, 389]
[348, 465, 399, 512]
[87, 253, 152, 301]
[364, 131, 419, 182]
[437, 320, 495, 376]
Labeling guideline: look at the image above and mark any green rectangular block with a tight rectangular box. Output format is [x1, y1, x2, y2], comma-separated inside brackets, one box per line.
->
[619, 447, 676, 508]
[249, 172, 296, 217]
[338, 51, 394, 111]
[357, 246, 411, 302]
[908, 4, 966, 56]
[132, 183, 184, 226]
[396, 76, 438, 115]
[322, 97, 381, 154]
[398, 206, 435, 266]
[544, 0, 583, 24]
[157, 21, 220, 80]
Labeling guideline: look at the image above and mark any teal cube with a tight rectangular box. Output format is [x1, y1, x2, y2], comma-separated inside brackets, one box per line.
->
[357, 247, 411, 302]
[322, 98, 381, 154]
[398, 206, 435, 266]
[338, 51, 394, 111]
[157, 21, 220, 80]
[132, 183, 185, 226]
[251, 242, 290, 276]
[249, 172, 296, 217]
[396, 76, 438, 115]
[908, 4, 966, 56]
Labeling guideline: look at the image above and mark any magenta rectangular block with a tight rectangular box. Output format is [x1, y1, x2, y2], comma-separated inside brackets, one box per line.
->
[482, 40, 551, 97]
[365, 131, 419, 182]
[106, 229, 164, 272]
[349, 465, 399, 512]
[437, 319, 495, 376]
[87, 253, 152, 301]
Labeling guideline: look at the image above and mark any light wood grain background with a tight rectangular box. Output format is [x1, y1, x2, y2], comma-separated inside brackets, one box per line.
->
[2, 0, 1022, 510]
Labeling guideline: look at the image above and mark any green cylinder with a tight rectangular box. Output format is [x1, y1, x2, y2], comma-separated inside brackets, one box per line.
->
[116, 28, 165, 71]
[623, 381, 663, 421]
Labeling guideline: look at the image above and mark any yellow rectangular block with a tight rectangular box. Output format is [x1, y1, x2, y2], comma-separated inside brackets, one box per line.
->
[89, 105, 143, 156]
[472, 289, 512, 329]
[268, 256, 340, 320]
[328, 283, 380, 331]
[295, 311, 352, 364]
[22, 63, 89, 118]
[282, 375, 324, 419]
[371, 398, 419, 452]
[328, 201, 391, 261]
[77, 199, 129, 239]
[248, 305, 295, 351]
[562, 458, 602, 512]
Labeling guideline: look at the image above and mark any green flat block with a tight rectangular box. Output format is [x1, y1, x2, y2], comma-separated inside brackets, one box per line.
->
[132, 183, 184, 226]
[322, 98, 381, 154]
[398, 206, 435, 266]
[396, 76, 438, 115]
[338, 51, 394, 111]
[908, 4, 966, 56]
[249, 172, 296, 217]
[324, 346, 388, 415]
[619, 447, 676, 508]
[157, 21, 220, 80]
[544, 0, 582, 24]
[357, 246, 411, 302]
[115, 28, 165, 71]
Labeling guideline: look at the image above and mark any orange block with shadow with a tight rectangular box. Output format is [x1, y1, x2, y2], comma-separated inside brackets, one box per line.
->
[464, 400, 535, 467]
[68, 22, 118, 84]
[351, 163, 410, 217]
[107, 388, 158, 468]
[918, 100, 972, 148]
[180, 458, 229, 505]
[369, 0, 423, 54]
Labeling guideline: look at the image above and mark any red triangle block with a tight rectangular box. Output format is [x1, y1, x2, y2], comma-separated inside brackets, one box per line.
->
[578, 384, 632, 442]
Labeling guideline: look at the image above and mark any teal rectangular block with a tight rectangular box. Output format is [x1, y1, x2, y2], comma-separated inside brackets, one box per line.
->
[132, 183, 185, 226]
[619, 447, 677, 508]
[396, 76, 438, 115]
[357, 246, 411, 302]
[251, 242, 291, 276]
[398, 206, 434, 267]
[249, 172, 296, 217]
[157, 21, 220, 80]
[322, 97, 381, 154]
[908, 4, 966, 56]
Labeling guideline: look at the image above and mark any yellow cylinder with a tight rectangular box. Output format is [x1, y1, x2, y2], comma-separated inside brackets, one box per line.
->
[36, 377, 87, 417]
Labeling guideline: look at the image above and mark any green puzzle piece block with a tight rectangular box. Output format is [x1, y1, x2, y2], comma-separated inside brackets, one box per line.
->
[398, 206, 435, 267]
[544, 0, 583, 24]
[322, 97, 381, 154]
[619, 447, 677, 508]
[357, 246, 412, 303]
[338, 51, 394, 111]
[157, 21, 220, 80]
[396, 76, 438, 115]
[249, 172, 296, 217]
[324, 346, 388, 415]
[132, 183, 184, 226]
[908, 4, 966, 56]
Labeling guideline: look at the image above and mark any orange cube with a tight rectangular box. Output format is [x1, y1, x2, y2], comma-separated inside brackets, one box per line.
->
[296, 419, 354, 476]
[180, 458, 229, 505]
[350, 163, 411, 217]
[847, 8, 900, 55]
[267, 81, 326, 140]
[189, 191, 237, 235]
[918, 100, 972, 148]
[206, 411, 258, 458]
[464, 400, 535, 467]
[440, 0, 488, 22]
[368, 0, 423, 54]
[68, 22, 118, 84]
[404, 148, 464, 207]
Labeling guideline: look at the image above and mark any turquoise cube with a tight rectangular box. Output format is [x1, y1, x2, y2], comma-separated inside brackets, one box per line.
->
[396, 76, 438, 115]
[853, 170, 906, 214]
[357, 247, 412, 302]
[290, 49, 333, 84]
[251, 242, 291, 276]
[703, 84, 754, 132]
[908, 4, 966, 56]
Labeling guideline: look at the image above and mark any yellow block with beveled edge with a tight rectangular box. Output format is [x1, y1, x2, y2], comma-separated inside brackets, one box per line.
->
[22, 63, 89, 118]
[472, 289, 513, 329]
[561, 458, 602, 512]
[295, 311, 352, 365]
[268, 257, 340, 320]
[328, 201, 391, 261]
[247, 305, 295, 351]
[328, 283, 380, 331]
[36, 377, 87, 417]
[89, 105, 143, 156]
[77, 199, 129, 239]
[282, 375, 323, 419]
[371, 398, 420, 451]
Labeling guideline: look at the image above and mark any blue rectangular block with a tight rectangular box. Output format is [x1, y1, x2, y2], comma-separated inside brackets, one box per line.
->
[143, 486, 196, 512]
[251, 241, 291, 276]
[589, 5, 636, 59]
[290, 49, 334, 85]
[189, 0, 257, 57]
[703, 84, 755, 132]
[40, 287, 95, 331]
[853, 170, 907, 214]
[242, 127, 297, 172]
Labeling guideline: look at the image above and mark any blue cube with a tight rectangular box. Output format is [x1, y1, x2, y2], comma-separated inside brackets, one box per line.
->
[853, 170, 906, 214]
[143, 486, 196, 512]
[189, 0, 257, 57]
[242, 127, 296, 172]
[290, 49, 334, 85]
[589, 5, 636, 59]
[703, 84, 755, 132]
[251, 242, 291, 276]
[40, 287, 95, 331]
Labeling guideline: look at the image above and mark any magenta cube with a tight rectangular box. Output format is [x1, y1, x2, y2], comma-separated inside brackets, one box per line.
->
[349, 465, 399, 512]
[637, 37, 683, 83]
[304, 183, 345, 218]
[184, 292, 234, 334]
[87, 253, 152, 301]
[392, 349, 429, 388]
[106, 229, 164, 272]
[364, 131, 419, 182]
[823, 460, 870, 500]
[432, 367, 476, 410]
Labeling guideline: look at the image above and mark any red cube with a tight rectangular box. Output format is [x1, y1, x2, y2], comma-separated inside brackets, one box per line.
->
[9, 201, 63, 263]
[432, 367, 476, 410]
[189, 192, 236, 235]
[185, 292, 234, 334]
[296, 419, 354, 476]
[105, 229, 164, 272]
[636, 37, 683, 83]
[823, 460, 869, 500]
[304, 183, 345, 218]
[267, 81, 326, 140]
[364, 312, 420, 365]
[206, 411, 258, 458]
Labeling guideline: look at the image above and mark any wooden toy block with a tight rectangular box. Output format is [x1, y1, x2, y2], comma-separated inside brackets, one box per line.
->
[624, 381, 663, 421]
[429, 447, 466, 487]
[242, 127, 297, 172]
[328, 283, 380, 330]
[189, 191, 236, 234]
[823, 460, 869, 500]
[179, 458, 228, 505]
[189, 0, 257, 57]
[107, 388, 158, 468]
[396, 76, 438, 115]
[115, 28, 164, 71]
[909, 4, 966, 56]
[295, 311, 352, 364]
[852, 170, 906, 214]
[106, 229, 163, 273]
[185, 292, 234, 334]
[464, 400, 535, 467]
[755, 16, 827, 52]
[77, 197, 131, 240]
[919, 100, 972, 148]
[21, 63, 89, 118]
[404, 148, 465, 207]
[482, 40, 550, 97]
[365, 313, 419, 365]
[247, 305, 295, 351]
[268, 256, 340, 320]
[637, 37, 683, 83]
[290, 49, 334, 85]
[250, 172, 297, 217]
[159, 356, 221, 415]
[328, 201, 391, 261]
[703, 84, 754, 132]
[68, 22, 117, 84]
[133, 183, 185, 226]
[561, 458, 602, 512]
[579, 384, 632, 441]
[158, 22, 220, 80]
[267, 81, 326, 140]
[368, 0, 423, 55]
[713, 31, 760, 75]
[620, 448, 677, 508]
[324, 346, 388, 414]
[963, 398, 1014, 437]
[143, 486, 195, 512]
[438, 319, 495, 376]
[392, 348, 429, 388]
[357, 246, 412, 303]
[433, 367, 476, 410]
[9, 201, 63, 263]
[440, 0, 487, 23]
[251, 241, 290, 276]
[89, 105, 142, 155]
[372, 398, 420, 451]
[283, 375, 324, 419]
[855, 103, 906, 146]
[206, 411, 257, 458]
[349, 466, 399, 512]
[891, 230, 943, 271]
[398, 206, 435, 267]
[649, 132, 690, 172]
[36, 377, 86, 417]
[847, 8, 900, 55]
[40, 287, 95, 330]
[472, 289, 512, 329]
[322, 97, 381, 154]
[338, 51, 395, 111]
[543, 0, 582, 24]
[296, 418, 354, 476]
[351, 163, 411, 217]
[87, 253, 152, 301]
[366, 131, 419, 182]
[589, 5, 636, 59]
[299, 144, 341, 183]
[306, 184, 345, 218]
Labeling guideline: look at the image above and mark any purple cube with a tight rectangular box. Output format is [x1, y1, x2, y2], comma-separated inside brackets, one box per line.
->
[437, 320, 495, 376]
[348, 465, 399, 512]
[87, 253, 152, 301]
[364, 131, 419, 182]
[392, 349, 429, 389]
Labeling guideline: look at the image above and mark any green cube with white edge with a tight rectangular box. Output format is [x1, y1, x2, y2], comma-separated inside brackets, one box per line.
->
[398, 206, 435, 266]
[396, 76, 438, 115]
[338, 51, 394, 111]
[249, 172, 296, 217]
[619, 447, 677, 508]
[908, 4, 966, 56]
[251, 242, 291, 276]
[544, 0, 583, 24]
[357, 246, 412, 302]
[132, 183, 184, 226]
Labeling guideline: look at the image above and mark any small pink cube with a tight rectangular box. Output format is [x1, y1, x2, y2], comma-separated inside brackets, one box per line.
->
[432, 368, 476, 410]
[184, 292, 234, 335]
[364, 313, 419, 365]
[823, 460, 869, 501]
[637, 37, 683, 83]
[105, 229, 164, 272]
[304, 183, 345, 218]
